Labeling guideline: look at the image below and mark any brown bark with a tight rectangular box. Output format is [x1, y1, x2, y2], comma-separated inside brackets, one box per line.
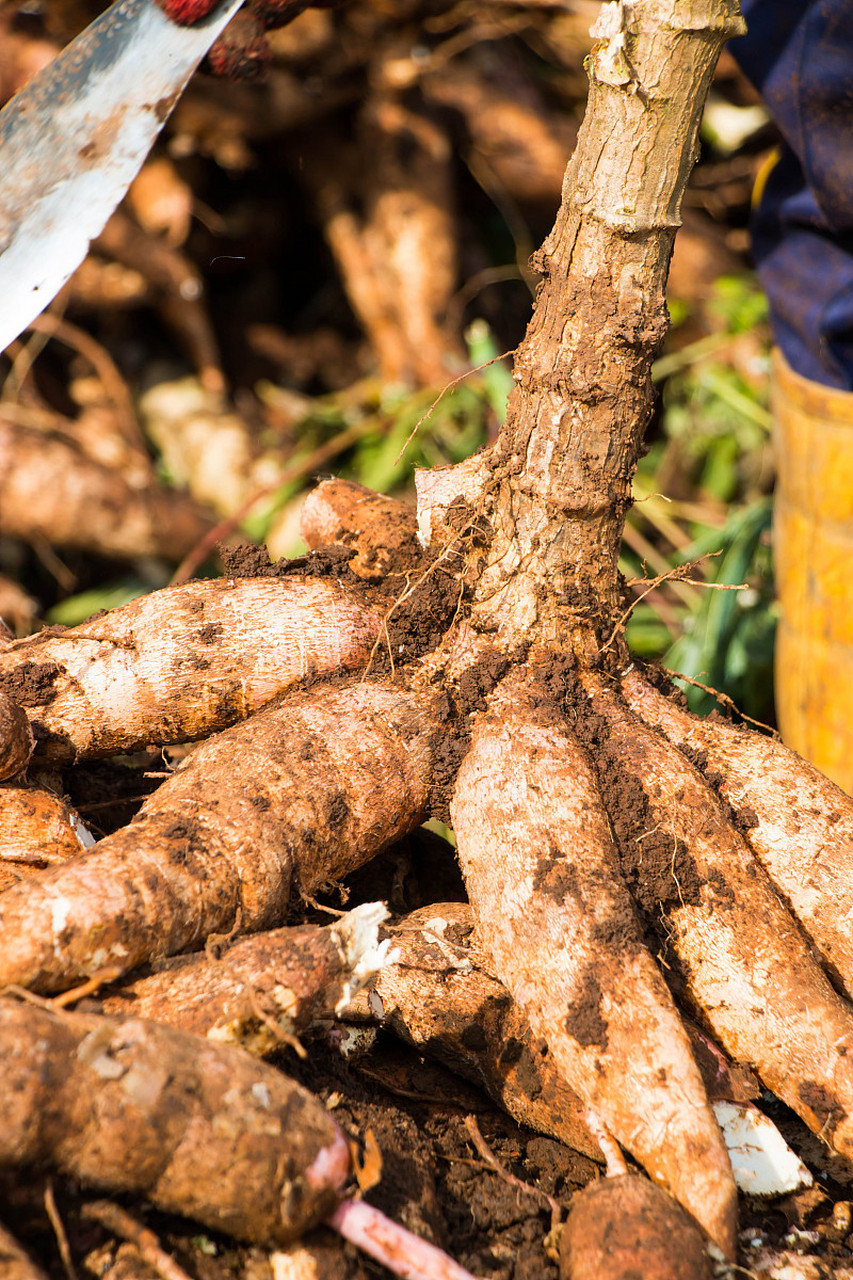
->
[423, 0, 746, 651]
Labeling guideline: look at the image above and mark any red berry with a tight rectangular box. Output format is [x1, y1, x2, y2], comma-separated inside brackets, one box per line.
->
[154, 0, 220, 24]
[208, 13, 271, 79]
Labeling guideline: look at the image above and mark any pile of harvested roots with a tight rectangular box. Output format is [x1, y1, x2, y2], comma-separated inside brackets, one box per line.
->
[3, 1, 853, 1278]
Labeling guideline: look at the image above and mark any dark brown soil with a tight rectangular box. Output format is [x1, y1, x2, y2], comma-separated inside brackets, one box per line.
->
[0, 659, 62, 707]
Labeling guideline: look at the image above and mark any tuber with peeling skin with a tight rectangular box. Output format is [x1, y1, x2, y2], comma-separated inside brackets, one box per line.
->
[0, 690, 33, 779]
[450, 663, 737, 1258]
[97, 903, 395, 1053]
[0, 784, 93, 892]
[0, 577, 383, 762]
[413, 453, 492, 559]
[0, 997, 349, 1245]
[581, 668, 853, 1162]
[560, 1174, 715, 1280]
[353, 901, 604, 1161]
[622, 667, 853, 996]
[0, 679, 436, 991]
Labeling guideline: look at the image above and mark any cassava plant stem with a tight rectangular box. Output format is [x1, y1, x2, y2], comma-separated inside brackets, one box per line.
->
[458, 0, 746, 648]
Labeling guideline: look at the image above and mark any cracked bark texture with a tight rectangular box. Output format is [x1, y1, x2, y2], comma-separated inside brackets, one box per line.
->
[432, 0, 747, 651]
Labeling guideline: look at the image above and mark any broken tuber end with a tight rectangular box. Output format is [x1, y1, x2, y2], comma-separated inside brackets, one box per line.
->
[304, 1127, 351, 1194]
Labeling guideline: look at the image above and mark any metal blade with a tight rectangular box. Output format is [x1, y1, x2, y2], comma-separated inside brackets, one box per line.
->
[0, 0, 245, 353]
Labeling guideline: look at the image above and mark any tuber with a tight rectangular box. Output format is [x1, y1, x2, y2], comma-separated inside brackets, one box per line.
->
[0, 784, 93, 892]
[0, 997, 349, 1245]
[622, 667, 853, 996]
[582, 668, 853, 1162]
[450, 663, 737, 1257]
[0, 679, 436, 990]
[0, 576, 384, 761]
[0, 689, 33, 779]
[97, 902, 395, 1052]
[560, 1174, 714, 1280]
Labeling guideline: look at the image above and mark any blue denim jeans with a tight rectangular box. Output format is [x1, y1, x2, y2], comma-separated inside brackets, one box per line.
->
[728, 0, 853, 389]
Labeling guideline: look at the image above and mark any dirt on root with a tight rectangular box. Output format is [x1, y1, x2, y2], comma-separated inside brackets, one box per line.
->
[427, 645, 515, 823]
[7, 1036, 853, 1280]
[219, 540, 460, 669]
[0, 659, 62, 707]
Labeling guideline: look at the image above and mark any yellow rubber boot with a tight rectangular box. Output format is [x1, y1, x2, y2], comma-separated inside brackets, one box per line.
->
[774, 349, 853, 794]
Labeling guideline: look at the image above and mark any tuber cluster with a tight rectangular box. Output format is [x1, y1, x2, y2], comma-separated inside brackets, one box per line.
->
[5, 1, 853, 1279]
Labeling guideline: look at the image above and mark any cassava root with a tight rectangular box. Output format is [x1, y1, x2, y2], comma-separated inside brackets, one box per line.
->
[0, 995, 482, 1280]
[560, 1174, 716, 1280]
[0, 413, 215, 564]
[300, 479, 420, 581]
[0, 1220, 49, 1280]
[622, 667, 853, 995]
[450, 661, 737, 1256]
[0, 576, 386, 761]
[0, 783, 93, 892]
[0, 688, 33, 778]
[0, 678, 437, 990]
[581, 667, 853, 1160]
[346, 902, 761, 1166]
[97, 902, 395, 1052]
[9, 0, 853, 1274]
[0, 997, 349, 1245]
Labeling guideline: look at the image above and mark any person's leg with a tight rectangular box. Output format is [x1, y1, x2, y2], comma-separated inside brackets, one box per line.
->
[730, 0, 853, 389]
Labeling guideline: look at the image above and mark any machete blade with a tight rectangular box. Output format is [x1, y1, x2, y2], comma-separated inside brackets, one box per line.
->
[0, 0, 244, 353]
